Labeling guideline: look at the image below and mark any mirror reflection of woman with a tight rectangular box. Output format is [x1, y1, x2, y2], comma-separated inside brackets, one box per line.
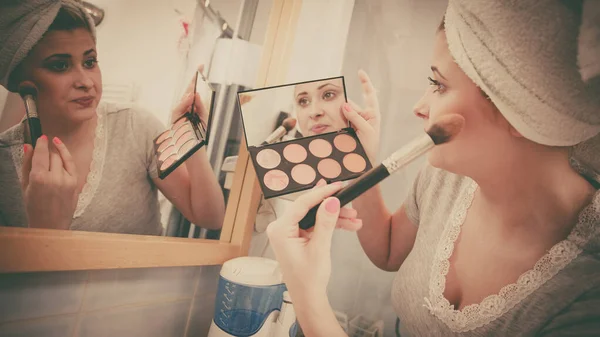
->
[293, 78, 347, 137]
[0, 1, 225, 235]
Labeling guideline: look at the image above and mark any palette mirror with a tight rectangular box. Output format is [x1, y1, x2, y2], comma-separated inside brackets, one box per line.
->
[238, 77, 373, 199]
[0, 0, 273, 240]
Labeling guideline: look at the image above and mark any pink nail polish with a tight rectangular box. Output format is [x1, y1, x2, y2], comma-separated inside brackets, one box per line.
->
[325, 198, 340, 213]
[343, 103, 351, 112]
[23, 144, 27, 153]
[40, 135, 47, 141]
[53, 137, 62, 145]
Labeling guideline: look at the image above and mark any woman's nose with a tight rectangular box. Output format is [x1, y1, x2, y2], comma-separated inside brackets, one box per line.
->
[73, 67, 94, 90]
[413, 93, 429, 120]
[308, 102, 325, 119]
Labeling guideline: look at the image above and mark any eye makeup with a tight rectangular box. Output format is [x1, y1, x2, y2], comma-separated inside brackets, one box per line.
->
[247, 128, 372, 199]
[153, 71, 216, 179]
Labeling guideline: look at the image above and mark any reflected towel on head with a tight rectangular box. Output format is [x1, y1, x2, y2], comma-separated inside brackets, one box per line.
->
[444, 0, 600, 181]
[0, 0, 96, 92]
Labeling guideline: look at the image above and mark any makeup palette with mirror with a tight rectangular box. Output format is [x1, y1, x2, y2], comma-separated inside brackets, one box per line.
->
[238, 76, 373, 198]
[154, 71, 216, 179]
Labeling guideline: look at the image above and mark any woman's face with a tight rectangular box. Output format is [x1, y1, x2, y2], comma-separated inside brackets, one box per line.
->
[19, 28, 102, 123]
[415, 31, 515, 176]
[294, 79, 347, 136]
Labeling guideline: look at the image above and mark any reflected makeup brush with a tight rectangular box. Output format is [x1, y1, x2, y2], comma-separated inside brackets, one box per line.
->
[261, 117, 297, 145]
[18, 83, 42, 148]
[298, 114, 465, 230]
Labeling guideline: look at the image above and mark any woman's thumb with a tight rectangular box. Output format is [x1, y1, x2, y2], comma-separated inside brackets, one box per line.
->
[311, 197, 340, 249]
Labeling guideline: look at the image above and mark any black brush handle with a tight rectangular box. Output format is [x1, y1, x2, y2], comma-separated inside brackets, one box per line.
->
[27, 117, 42, 148]
[298, 164, 391, 230]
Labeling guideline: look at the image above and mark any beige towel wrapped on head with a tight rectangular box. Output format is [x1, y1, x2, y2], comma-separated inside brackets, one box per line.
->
[444, 0, 600, 182]
[0, 0, 96, 92]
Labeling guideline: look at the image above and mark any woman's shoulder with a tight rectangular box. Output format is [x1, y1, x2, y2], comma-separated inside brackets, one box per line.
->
[414, 162, 471, 207]
[98, 100, 166, 140]
[0, 120, 23, 147]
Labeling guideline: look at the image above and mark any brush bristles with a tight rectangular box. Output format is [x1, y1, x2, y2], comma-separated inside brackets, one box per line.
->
[282, 117, 297, 132]
[18, 85, 37, 98]
[426, 115, 465, 145]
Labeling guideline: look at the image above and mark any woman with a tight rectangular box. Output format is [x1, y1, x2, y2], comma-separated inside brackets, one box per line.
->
[268, 1, 600, 336]
[293, 77, 347, 137]
[0, 1, 225, 235]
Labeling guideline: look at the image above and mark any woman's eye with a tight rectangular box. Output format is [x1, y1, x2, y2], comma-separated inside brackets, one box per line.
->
[298, 97, 309, 107]
[428, 76, 446, 93]
[47, 61, 69, 72]
[323, 91, 336, 100]
[84, 58, 98, 69]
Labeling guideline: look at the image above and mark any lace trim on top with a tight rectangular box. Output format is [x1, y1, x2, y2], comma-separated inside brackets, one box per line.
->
[10, 107, 107, 221]
[424, 179, 599, 332]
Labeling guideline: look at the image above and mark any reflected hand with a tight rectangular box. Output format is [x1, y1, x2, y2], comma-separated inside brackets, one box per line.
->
[170, 64, 209, 125]
[266, 181, 362, 297]
[342, 69, 381, 163]
[21, 136, 78, 229]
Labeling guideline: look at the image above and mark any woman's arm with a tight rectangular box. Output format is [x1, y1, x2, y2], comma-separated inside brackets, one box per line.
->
[266, 182, 357, 337]
[352, 185, 418, 271]
[153, 146, 225, 230]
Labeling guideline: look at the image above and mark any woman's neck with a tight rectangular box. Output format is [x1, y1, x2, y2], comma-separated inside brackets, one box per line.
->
[37, 112, 98, 151]
[471, 145, 595, 241]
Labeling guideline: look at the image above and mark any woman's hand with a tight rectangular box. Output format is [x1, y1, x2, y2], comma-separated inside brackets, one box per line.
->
[342, 69, 381, 163]
[266, 181, 362, 298]
[21, 136, 78, 229]
[170, 64, 209, 125]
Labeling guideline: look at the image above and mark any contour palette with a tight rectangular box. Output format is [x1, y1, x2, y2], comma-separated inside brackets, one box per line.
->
[247, 128, 372, 199]
[153, 71, 216, 179]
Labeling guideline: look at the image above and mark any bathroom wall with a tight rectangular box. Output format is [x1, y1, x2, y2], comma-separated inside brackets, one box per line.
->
[0, 265, 221, 337]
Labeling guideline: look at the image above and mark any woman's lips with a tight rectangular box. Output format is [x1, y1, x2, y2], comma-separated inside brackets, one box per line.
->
[310, 124, 330, 134]
[72, 97, 94, 108]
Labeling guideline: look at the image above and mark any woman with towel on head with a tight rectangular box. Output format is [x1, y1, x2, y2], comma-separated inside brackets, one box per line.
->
[0, 1, 225, 234]
[267, 1, 600, 336]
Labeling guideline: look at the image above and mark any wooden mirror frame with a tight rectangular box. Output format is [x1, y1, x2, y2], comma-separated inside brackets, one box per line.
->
[0, 0, 303, 273]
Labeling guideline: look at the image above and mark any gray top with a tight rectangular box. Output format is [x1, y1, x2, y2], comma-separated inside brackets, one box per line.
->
[0, 102, 165, 235]
[393, 164, 600, 336]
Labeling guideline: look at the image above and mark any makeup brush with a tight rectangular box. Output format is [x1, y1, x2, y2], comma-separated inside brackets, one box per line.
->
[298, 114, 465, 230]
[261, 117, 297, 145]
[18, 83, 42, 148]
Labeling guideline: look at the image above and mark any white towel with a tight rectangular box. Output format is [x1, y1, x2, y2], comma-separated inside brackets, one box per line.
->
[0, 0, 96, 92]
[444, 0, 600, 180]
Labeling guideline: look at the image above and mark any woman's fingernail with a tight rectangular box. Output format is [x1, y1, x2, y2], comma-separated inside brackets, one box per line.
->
[325, 198, 340, 213]
[352, 218, 362, 223]
[53, 137, 62, 145]
[23, 144, 27, 153]
[40, 135, 47, 141]
[343, 103, 351, 112]
[317, 179, 326, 186]
[334, 181, 343, 186]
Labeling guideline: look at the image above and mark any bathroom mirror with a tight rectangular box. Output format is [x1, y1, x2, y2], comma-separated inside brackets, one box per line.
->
[0, 0, 304, 272]
[239, 76, 348, 147]
[0, 0, 271, 240]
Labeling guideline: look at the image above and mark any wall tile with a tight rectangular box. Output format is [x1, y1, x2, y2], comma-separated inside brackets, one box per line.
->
[82, 266, 199, 311]
[0, 314, 77, 337]
[77, 300, 190, 337]
[0, 271, 87, 323]
[186, 292, 216, 337]
[195, 265, 221, 298]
